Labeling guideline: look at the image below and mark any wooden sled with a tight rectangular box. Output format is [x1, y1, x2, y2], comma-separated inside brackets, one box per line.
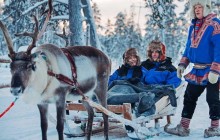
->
[64, 82, 186, 138]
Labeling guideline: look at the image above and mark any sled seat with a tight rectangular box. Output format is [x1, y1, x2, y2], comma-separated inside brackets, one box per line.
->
[66, 102, 132, 122]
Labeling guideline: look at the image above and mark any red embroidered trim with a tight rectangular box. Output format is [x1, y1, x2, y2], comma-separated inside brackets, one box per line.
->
[212, 20, 220, 35]
[184, 73, 209, 85]
[191, 14, 217, 48]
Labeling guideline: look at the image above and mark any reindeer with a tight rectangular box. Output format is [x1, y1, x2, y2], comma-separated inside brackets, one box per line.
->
[0, 1, 111, 140]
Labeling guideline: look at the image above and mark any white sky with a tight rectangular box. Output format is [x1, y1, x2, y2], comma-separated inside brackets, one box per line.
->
[92, 0, 185, 32]
[92, 0, 148, 31]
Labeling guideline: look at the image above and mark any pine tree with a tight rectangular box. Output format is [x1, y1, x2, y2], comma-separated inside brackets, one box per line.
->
[92, 2, 103, 33]
[144, 0, 187, 61]
[125, 6, 143, 55]
[113, 11, 128, 59]
[102, 19, 114, 57]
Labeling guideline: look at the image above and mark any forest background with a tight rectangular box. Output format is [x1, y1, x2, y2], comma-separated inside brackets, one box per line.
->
[0, 0, 220, 66]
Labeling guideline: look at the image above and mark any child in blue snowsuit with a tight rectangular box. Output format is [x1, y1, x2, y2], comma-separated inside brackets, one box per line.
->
[141, 40, 181, 88]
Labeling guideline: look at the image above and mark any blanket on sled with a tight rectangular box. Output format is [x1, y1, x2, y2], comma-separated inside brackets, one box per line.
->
[104, 80, 176, 117]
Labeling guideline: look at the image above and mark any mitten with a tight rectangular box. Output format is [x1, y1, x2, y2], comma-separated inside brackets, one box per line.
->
[177, 65, 185, 78]
[208, 72, 219, 84]
[127, 77, 140, 85]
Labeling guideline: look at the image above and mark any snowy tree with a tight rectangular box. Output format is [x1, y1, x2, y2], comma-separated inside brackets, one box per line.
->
[0, 0, 100, 49]
[92, 2, 103, 33]
[112, 11, 128, 59]
[81, 0, 101, 49]
[104, 19, 114, 37]
[125, 6, 142, 50]
[144, 0, 187, 61]
[0, 0, 69, 50]
[101, 19, 114, 56]
[68, 0, 84, 46]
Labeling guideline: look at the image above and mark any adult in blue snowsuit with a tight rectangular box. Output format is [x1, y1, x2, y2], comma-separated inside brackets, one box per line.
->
[141, 40, 181, 88]
[165, 0, 220, 138]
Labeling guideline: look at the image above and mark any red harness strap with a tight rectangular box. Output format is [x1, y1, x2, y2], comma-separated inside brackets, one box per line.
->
[61, 48, 77, 81]
[47, 71, 78, 88]
[47, 49, 85, 98]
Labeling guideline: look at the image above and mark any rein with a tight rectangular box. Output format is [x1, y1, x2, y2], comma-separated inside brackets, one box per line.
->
[0, 97, 18, 118]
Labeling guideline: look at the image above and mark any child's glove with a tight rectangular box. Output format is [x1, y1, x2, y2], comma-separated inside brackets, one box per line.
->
[128, 77, 140, 85]
[177, 65, 185, 78]
[208, 72, 219, 84]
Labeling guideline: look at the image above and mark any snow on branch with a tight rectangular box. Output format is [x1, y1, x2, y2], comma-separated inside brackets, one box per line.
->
[51, 15, 69, 20]
[22, 0, 48, 16]
[22, 0, 68, 16]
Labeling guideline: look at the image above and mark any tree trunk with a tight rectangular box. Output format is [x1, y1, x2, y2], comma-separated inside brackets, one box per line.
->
[81, 0, 101, 49]
[68, 0, 84, 46]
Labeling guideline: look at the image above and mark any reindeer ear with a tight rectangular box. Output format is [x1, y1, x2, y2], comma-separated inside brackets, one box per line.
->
[31, 51, 47, 60]
[40, 52, 47, 60]
[31, 51, 42, 59]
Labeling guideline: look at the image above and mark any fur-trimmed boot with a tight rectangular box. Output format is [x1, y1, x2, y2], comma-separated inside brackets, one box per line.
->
[164, 124, 190, 137]
[204, 127, 220, 138]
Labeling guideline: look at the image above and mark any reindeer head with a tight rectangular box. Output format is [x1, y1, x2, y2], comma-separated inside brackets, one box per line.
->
[9, 52, 36, 96]
[0, 0, 52, 97]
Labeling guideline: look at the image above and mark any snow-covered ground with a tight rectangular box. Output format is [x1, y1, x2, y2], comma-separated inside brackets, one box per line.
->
[0, 67, 219, 140]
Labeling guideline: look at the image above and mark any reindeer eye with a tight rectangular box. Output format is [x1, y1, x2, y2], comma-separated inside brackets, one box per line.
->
[27, 62, 36, 71]
[27, 63, 32, 69]
[32, 63, 36, 71]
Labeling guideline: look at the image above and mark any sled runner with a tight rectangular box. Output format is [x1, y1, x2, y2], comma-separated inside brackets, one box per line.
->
[64, 81, 185, 139]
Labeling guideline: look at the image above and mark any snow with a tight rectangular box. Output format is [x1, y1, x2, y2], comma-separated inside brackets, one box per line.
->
[0, 67, 220, 140]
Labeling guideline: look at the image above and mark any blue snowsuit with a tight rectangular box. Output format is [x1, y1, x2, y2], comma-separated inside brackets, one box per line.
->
[141, 57, 181, 88]
[108, 64, 147, 86]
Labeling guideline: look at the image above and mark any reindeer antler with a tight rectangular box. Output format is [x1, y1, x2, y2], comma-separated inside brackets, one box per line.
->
[15, 0, 53, 55]
[15, 15, 39, 54]
[0, 20, 15, 59]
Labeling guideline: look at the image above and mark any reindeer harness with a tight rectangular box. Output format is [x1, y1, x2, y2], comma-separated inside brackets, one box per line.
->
[47, 48, 85, 98]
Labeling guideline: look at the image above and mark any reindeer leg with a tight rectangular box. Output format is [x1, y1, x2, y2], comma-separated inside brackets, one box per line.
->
[82, 100, 94, 140]
[38, 103, 49, 140]
[102, 109, 109, 140]
[56, 95, 66, 140]
[95, 83, 109, 140]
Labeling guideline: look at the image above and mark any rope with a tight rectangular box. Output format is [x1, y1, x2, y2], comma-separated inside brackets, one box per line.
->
[0, 97, 18, 118]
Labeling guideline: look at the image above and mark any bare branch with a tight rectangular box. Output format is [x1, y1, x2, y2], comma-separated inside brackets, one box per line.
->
[15, 30, 37, 39]
[0, 83, 10, 89]
[37, 0, 53, 40]
[0, 58, 10, 63]
[55, 27, 69, 47]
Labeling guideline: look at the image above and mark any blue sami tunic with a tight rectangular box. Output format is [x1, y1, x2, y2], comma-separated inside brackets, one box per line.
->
[179, 14, 220, 85]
